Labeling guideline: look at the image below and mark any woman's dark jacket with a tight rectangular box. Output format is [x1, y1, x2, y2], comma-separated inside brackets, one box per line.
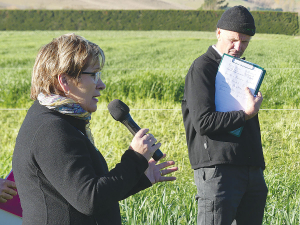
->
[12, 100, 151, 225]
[182, 46, 265, 170]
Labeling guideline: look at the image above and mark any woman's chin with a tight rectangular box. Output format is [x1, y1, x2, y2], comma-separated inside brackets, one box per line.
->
[88, 98, 99, 113]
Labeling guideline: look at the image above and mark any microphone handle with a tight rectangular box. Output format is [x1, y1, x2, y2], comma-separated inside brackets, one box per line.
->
[121, 115, 141, 136]
[121, 114, 163, 161]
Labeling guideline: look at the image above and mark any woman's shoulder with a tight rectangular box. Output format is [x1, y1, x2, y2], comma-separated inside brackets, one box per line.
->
[16, 101, 86, 153]
[25, 100, 85, 132]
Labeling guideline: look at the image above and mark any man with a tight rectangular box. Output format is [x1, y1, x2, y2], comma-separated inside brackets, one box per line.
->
[181, 5, 268, 225]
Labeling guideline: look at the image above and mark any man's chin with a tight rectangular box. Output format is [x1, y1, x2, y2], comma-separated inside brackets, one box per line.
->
[228, 52, 242, 58]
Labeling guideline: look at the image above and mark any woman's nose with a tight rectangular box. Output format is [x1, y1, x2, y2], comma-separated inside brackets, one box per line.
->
[97, 78, 106, 90]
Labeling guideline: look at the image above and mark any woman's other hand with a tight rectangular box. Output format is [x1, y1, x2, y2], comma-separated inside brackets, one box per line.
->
[129, 128, 161, 161]
[0, 178, 17, 203]
[145, 154, 178, 184]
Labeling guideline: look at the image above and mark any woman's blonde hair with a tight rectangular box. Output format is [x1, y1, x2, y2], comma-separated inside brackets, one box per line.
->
[30, 33, 105, 100]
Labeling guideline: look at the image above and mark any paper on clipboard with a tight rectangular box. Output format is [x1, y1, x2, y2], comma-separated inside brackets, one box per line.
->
[215, 54, 265, 137]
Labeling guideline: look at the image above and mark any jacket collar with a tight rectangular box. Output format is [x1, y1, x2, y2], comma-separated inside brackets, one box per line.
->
[34, 100, 87, 136]
[207, 45, 222, 64]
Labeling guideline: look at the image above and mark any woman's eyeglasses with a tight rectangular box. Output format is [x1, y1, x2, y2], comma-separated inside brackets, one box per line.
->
[81, 71, 101, 83]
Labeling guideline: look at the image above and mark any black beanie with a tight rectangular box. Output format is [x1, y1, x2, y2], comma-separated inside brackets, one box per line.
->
[217, 5, 256, 36]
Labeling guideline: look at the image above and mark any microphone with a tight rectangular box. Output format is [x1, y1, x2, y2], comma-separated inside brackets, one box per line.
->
[108, 99, 163, 161]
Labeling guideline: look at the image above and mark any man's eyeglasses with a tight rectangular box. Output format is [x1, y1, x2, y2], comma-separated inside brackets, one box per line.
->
[81, 71, 101, 83]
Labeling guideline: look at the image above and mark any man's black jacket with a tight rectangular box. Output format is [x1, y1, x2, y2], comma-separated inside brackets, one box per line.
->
[182, 46, 265, 169]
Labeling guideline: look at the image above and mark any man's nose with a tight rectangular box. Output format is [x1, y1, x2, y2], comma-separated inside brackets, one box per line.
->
[234, 41, 242, 51]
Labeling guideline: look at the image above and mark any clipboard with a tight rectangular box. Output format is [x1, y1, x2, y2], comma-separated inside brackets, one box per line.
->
[215, 54, 266, 137]
[0, 171, 23, 225]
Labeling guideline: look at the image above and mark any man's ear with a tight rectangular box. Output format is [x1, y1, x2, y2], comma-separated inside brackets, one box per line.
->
[216, 28, 221, 41]
[58, 74, 69, 94]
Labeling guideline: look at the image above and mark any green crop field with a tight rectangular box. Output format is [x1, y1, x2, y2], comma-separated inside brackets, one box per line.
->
[0, 30, 300, 224]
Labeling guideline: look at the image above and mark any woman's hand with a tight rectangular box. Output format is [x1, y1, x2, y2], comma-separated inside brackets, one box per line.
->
[145, 154, 178, 184]
[0, 178, 17, 203]
[129, 128, 161, 161]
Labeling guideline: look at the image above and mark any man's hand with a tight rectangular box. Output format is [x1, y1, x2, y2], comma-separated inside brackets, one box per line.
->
[0, 178, 17, 203]
[244, 87, 263, 120]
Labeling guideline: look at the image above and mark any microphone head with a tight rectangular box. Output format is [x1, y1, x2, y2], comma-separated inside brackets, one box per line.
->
[108, 99, 130, 121]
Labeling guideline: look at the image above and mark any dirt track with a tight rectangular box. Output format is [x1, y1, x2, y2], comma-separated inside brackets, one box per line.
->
[0, 0, 199, 10]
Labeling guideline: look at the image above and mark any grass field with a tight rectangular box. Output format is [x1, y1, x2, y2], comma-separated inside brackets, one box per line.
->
[0, 30, 300, 224]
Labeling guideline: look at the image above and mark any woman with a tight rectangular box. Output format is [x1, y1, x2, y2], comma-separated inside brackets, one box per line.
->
[12, 33, 177, 225]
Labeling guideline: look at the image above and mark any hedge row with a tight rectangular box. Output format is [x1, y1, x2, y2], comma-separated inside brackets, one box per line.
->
[0, 10, 298, 35]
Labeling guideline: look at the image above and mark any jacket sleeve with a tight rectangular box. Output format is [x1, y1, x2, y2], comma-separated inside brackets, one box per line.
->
[185, 57, 246, 135]
[121, 174, 152, 200]
[32, 119, 151, 216]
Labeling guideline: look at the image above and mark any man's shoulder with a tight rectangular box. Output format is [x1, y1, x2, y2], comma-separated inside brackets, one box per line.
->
[193, 46, 220, 66]
[190, 46, 220, 71]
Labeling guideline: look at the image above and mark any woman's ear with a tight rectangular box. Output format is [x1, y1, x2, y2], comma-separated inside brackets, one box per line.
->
[58, 74, 70, 95]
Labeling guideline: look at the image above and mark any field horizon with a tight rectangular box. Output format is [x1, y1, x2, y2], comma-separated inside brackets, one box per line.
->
[0, 30, 299, 224]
